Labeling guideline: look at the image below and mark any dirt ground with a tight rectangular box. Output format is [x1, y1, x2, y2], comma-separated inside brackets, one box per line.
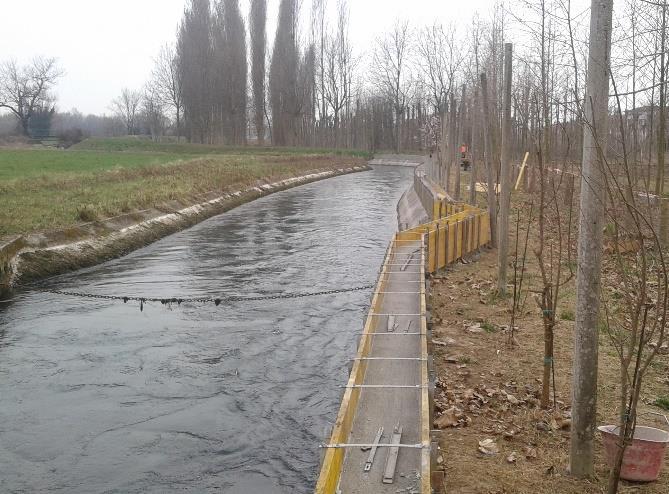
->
[429, 196, 669, 493]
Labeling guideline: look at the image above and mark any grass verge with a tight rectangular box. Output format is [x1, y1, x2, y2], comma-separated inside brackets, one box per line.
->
[0, 137, 367, 236]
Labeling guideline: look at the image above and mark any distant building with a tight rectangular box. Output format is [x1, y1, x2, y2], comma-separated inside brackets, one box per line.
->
[625, 105, 668, 143]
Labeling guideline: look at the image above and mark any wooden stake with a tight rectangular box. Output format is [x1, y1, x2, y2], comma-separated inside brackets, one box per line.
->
[514, 151, 530, 191]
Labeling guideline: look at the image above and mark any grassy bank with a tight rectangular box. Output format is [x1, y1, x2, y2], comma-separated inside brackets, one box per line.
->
[0, 137, 368, 236]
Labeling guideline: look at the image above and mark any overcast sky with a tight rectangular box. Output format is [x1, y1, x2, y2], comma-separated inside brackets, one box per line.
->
[0, 0, 570, 115]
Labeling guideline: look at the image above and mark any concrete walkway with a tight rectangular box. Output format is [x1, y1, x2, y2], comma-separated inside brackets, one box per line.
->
[337, 238, 427, 494]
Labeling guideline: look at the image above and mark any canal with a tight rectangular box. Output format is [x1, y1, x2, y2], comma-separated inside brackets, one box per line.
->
[0, 165, 413, 493]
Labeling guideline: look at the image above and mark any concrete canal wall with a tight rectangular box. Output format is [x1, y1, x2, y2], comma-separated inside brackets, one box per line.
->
[316, 167, 492, 494]
[0, 236, 26, 298]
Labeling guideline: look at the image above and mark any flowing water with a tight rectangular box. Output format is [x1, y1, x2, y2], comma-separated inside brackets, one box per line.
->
[0, 166, 413, 493]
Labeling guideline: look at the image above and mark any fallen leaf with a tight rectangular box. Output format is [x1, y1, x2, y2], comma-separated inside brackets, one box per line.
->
[478, 438, 499, 455]
[434, 408, 460, 428]
[503, 430, 516, 440]
[557, 418, 571, 430]
[524, 447, 538, 460]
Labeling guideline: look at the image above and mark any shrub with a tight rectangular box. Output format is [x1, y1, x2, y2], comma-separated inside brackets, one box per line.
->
[76, 204, 99, 222]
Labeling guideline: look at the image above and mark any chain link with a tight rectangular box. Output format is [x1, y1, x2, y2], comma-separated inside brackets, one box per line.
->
[40, 284, 376, 307]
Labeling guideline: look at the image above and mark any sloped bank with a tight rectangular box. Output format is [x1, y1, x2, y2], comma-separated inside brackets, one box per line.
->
[0, 165, 369, 296]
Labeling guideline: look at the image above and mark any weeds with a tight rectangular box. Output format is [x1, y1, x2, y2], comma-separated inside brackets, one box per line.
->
[653, 397, 669, 411]
[481, 321, 496, 333]
[560, 309, 575, 321]
[76, 204, 99, 222]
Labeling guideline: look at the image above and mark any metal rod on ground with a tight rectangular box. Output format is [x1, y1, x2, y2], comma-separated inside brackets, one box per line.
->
[364, 427, 384, 472]
[401, 253, 415, 271]
[382, 423, 403, 484]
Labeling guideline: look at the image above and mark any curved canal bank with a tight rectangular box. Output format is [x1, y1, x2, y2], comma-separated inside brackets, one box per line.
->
[0, 165, 413, 494]
[0, 164, 369, 297]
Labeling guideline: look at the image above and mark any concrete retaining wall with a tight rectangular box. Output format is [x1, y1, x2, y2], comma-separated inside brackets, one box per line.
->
[0, 236, 26, 297]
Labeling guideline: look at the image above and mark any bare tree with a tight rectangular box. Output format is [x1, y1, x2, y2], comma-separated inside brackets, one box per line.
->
[415, 22, 461, 115]
[250, 0, 267, 144]
[111, 88, 142, 135]
[141, 86, 167, 140]
[312, 0, 327, 133]
[322, 0, 355, 147]
[150, 44, 183, 140]
[371, 20, 412, 154]
[0, 57, 63, 137]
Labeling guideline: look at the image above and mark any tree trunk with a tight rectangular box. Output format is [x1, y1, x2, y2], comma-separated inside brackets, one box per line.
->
[655, 2, 667, 243]
[655, 2, 666, 197]
[21, 117, 30, 137]
[448, 93, 457, 195]
[396, 108, 402, 154]
[455, 84, 466, 201]
[480, 73, 497, 247]
[440, 110, 447, 186]
[470, 86, 479, 206]
[497, 43, 513, 295]
[570, 0, 613, 478]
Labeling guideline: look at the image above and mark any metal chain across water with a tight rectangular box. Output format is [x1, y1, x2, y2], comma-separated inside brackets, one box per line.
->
[39, 284, 376, 308]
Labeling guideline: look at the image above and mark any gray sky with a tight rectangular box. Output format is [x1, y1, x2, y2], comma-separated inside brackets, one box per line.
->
[0, 0, 512, 115]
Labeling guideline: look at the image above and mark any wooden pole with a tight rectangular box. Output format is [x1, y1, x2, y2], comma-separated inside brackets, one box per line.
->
[570, 0, 613, 479]
[497, 43, 513, 296]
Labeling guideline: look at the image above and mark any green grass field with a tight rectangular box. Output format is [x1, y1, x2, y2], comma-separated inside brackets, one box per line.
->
[0, 137, 368, 236]
[73, 136, 371, 158]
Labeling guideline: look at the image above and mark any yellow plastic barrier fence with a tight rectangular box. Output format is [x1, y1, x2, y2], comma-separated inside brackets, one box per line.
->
[408, 171, 491, 272]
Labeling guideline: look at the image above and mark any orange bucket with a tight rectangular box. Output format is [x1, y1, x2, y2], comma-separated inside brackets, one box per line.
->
[598, 414, 669, 482]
